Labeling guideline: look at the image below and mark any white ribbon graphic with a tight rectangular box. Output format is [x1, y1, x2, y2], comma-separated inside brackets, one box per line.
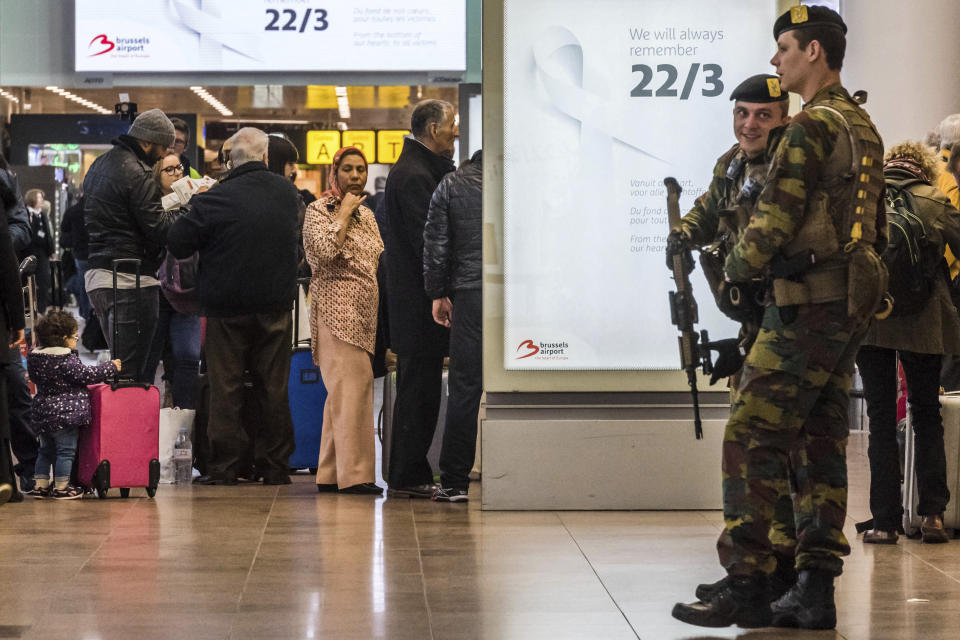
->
[532, 26, 665, 163]
[170, 0, 261, 64]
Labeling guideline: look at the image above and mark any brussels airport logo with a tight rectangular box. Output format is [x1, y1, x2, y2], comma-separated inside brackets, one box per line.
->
[88, 35, 115, 57]
[87, 34, 150, 57]
[515, 339, 569, 361]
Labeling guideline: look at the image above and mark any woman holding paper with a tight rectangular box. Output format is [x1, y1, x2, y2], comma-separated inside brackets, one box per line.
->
[143, 153, 203, 409]
[303, 146, 383, 495]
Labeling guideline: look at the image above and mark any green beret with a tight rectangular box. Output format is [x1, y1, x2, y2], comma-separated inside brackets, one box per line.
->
[773, 5, 847, 40]
[730, 74, 788, 103]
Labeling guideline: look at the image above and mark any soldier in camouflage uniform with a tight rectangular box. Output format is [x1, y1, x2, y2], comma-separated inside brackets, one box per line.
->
[667, 74, 799, 603]
[673, 6, 886, 631]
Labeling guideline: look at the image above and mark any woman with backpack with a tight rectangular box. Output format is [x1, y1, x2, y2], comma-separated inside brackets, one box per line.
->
[858, 140, 960, 545]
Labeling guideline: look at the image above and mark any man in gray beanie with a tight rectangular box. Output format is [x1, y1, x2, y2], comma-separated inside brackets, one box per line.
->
[82, 108, 181, 381]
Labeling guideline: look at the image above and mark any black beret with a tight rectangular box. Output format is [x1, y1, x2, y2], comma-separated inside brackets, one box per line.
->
[773, 5, 847, 40]
[730, 74, 788, 103]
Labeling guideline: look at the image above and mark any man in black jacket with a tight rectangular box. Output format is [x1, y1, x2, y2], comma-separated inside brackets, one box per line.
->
[168, 127, 298, 486]
[0, 155, 37, 495]
[423, 149, 482, 502]
[382, 99, 458, 498]
[0, 197, 26, 505]
[83, 108, 178, 382]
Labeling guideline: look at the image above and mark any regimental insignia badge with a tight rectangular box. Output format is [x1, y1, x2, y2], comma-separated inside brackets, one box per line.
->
[767, 78, 782, 98]
[790, 5, 809, 24]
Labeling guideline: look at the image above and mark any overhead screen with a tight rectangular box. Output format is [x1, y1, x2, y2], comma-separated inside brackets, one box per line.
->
[503, 0, 778, 370]
[74, 0, 466, 72]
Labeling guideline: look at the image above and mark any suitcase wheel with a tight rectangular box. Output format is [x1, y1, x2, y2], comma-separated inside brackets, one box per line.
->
[95, 460, 111, 500]
[147, 459, 160, 498]
[120, 488, 130, 499]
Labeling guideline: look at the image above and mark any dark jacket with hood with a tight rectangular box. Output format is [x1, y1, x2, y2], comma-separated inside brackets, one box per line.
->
[382, 137, 455, 356]
[167, 161, 299, 317]
[423, 149, 482, 298]
[0, 168, 31, 253]
[27, 348, 117, 433]
[83, 135, 179, 275]
[863, 159, 960, 355]
[0, 202, 25, 346]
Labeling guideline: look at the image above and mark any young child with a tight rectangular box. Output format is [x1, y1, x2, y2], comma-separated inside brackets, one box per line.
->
[28, 311, 121, 499]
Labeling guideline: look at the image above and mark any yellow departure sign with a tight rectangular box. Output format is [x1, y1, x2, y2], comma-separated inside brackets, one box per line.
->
[377, 130, 409, 164]
[306, 131, 341, 164]
[342, 131, 376, 157]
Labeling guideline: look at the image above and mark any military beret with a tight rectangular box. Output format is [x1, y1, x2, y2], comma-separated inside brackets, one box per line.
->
[730, 74, 788, 103]
[773, 5, 847, 40]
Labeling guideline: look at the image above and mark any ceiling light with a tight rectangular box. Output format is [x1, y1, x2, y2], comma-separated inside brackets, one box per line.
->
[45, 86, 111, 114]
[190, 86, 233, 117]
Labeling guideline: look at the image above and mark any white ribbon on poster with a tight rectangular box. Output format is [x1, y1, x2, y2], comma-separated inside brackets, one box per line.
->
[169, 0, 261, 63]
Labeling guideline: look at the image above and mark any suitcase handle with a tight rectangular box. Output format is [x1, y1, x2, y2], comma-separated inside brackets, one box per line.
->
[111, 258, 141, 383]
[292, 276, 311, 350]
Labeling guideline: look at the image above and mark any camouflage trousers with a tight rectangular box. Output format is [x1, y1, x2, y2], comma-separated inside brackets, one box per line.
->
[718, 300, 865, 578]
[729, 368, 797, 573]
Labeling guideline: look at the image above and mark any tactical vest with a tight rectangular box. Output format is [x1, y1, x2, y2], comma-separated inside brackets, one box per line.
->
[709, 147, 768, 251]
[772, 87, 886, 315]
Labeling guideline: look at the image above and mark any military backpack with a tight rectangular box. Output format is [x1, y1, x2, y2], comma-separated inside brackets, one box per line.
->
[882, 179, 942, 317]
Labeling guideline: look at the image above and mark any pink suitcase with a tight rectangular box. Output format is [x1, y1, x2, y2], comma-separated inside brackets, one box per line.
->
[78, 383, 161, 498]
[76, 258, 161, 499]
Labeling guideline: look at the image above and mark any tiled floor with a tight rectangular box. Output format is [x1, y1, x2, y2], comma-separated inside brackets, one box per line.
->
[1, 430, 959, 639]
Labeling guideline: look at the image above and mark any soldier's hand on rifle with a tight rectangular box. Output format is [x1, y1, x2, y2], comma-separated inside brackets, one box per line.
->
[665, 229, 694, 272]
[704, 338, 744, 385]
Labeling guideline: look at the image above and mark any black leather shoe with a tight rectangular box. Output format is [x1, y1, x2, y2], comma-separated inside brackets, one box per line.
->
[771, 569, 836, 630]
[339, 483, 383, 495]
[863, 529, 899, 544]
[193, 474, 237, 486]
[262, 475, 292, 485]
[0, 483, 12, 506]
[672, 576, 772, 628]
[317, 483, 338, 493]
[386, 484, 435, 499]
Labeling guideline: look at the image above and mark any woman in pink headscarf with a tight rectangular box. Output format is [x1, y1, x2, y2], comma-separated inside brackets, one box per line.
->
[302, 147, 384, 495]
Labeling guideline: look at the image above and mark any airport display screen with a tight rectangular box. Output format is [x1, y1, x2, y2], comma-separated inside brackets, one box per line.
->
[75, 0, 466, 72]
[502, 0, 779, 370]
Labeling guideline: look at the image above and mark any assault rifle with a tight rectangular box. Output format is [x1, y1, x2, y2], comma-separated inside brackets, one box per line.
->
[664, 177, 712, 440]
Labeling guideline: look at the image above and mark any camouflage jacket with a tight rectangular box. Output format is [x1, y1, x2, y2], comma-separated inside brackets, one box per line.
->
[725, 84, 886, 283]
[681, 144, 767, 250]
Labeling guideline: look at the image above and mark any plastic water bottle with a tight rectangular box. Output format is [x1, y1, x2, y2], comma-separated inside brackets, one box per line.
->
[173, 429, 193, 485]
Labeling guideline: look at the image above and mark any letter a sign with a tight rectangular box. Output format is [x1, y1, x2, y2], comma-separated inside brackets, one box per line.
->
[306, 131, 341, 165]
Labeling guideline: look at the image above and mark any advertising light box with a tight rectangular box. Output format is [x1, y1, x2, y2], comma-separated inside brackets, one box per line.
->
[503, 0, 777, 370]
[75, 0, 466, 72]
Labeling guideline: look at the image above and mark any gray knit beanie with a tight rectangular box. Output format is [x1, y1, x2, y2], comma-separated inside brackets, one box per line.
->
[128, 109, 175, 147]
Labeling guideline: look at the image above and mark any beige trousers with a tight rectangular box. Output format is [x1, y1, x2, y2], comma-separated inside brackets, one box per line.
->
[313, 319, 376, 488]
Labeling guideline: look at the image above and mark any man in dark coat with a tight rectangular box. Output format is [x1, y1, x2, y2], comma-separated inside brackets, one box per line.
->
[83, 108, 179, 382]
[168, 127, 299, 486]
[0, 194, 26, 505]
[0, 156, 37, 495]
[423, 149, 482, 503]
[382, 99, 458, 498]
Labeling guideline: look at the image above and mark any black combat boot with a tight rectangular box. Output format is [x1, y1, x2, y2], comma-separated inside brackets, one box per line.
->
[673, 575, 772, 628]
[770, 569, 836, 630]
[696, 558, 797, 603]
